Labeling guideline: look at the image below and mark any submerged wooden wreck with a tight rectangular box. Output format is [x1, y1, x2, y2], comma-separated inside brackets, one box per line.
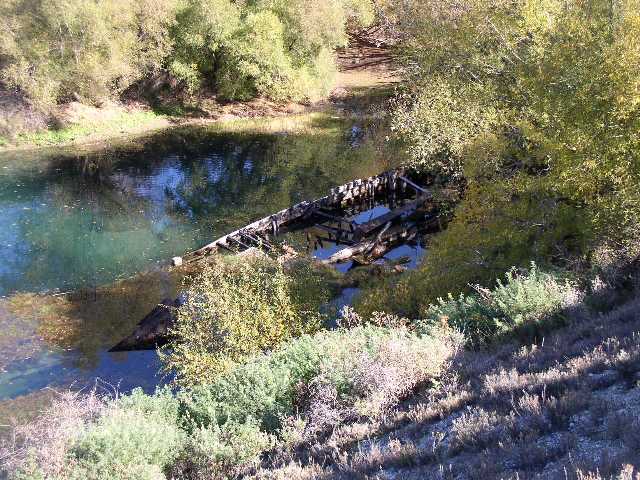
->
[110, 167, 444, 352]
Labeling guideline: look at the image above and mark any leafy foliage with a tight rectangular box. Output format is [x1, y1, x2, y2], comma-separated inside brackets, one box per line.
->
[418, 264, 580, 346]
[161, 257, 328, 386]
[0, 0, 177, 108]
[356, 0, 640, 315]
[179, 322, 459, 431]
[168, 0, 241, 93]
[216, 10, 298, 101]
[68, 389, 185, 480]
[0, 0, 376, 109]
[5, 325, 460, 479]
[392, 0, 640, 238]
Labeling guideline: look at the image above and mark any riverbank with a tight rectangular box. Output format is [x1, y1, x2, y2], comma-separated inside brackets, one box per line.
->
[0, 44, 400, 154]
[0, 61, 405, 444]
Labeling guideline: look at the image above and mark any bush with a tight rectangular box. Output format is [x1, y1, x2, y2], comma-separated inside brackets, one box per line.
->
[180, 323, 462, 435]
[378, 0, 640, 315]
[0, 0, 374, 110]
[4, 388, 185, 480]
[171, 419, 274, 479]
[168, 0, 240, 93]
[0, 0, 177, 108]
[4, 324, 461, 479]
[161, 257, 328, 386]
[216, 11, 295, 101]
[391, 79, 499, 179]
[1, 390, 105, 479]
[419, 264, 580, 346]
[68, 389, 185, 480]
[254, 0, 373, 62]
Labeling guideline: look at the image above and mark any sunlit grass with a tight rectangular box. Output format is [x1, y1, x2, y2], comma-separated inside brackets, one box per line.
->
[207, 112, 347, 136]
[0, 110, 166, 151]
[9, 110, 166, 148]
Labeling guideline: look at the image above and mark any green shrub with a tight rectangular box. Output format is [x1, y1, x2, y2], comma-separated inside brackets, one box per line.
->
[216, 11, 294, 101]
[161, 257, 327, 386]
[68, 388, 185, 479]
[388, 0, 640, 291]
[419, 264, 580, 346]
[0, 0, 371, 109]
[171, 419, 274, 479]
[391, 79, 499, 179]
[6, 388, 185, 480]
[0, 0, 177, 108]
[254, 0, 373, 62]
[168, 0, 240, 93]
[180, 323, 462, 433]
[5, 324, 460, 479]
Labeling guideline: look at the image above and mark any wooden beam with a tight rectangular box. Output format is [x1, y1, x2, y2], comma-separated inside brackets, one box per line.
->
[399, 175, 430, 195]
[322, 223, 418, 264]
[185, 168, 414, 260]
[353, 199, 422, 239]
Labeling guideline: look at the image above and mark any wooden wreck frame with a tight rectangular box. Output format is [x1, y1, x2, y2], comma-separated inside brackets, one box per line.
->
[111, 167, 440, 352]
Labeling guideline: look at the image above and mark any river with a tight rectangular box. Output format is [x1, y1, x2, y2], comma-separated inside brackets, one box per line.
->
[0, 120, 415, 418]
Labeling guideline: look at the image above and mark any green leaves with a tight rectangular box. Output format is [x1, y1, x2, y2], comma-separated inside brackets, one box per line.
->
[0, 0, 179, 108]
[161, 257, 328, 386]
[420, 264, 578, 346]
[379, 0, 640, 312]
[1, 0, 375, 107]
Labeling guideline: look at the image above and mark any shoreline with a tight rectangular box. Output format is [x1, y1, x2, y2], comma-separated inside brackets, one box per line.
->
[0, 44, 400, 155]
[0, 101, 314, 155]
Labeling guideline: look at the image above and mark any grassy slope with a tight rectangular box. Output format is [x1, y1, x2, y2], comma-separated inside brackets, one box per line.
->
[0, 107, 171, 150]
[250, 298, 640, 480]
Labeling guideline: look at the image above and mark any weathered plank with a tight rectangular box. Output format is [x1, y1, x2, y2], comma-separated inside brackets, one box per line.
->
[184, 168, 410, 261]
[399, 175, 430, 195]
[323, 223, 416, 264]
[109, 297, 184, 352]
[323, 213, 441, 265]
[353, 198, 426, 239]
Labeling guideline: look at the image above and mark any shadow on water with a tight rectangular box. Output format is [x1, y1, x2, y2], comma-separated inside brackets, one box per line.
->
[0, 120, 396, 404]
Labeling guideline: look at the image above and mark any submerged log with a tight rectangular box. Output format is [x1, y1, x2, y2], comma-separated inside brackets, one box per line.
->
[352, 197, 429, 240]
[323, 224, 416, 264]
[109, 296, 184, 352]
[323, 214, 441, 265]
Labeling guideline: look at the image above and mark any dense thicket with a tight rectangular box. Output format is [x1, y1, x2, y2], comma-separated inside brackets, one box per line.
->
[357, 0, 640, 316]
[161, 257, 333, 386]
[0, 0, 375, 109]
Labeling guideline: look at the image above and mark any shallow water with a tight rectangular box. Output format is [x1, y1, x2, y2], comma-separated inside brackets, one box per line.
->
[0, 123, 398, 405]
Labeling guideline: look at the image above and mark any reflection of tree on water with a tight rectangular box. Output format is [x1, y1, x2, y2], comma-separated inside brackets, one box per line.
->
[4, 266, 190, 371]
[0, 121, 391, 376]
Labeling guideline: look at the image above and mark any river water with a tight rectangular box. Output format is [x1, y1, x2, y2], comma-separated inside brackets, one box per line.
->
[0, 122, 413, 412]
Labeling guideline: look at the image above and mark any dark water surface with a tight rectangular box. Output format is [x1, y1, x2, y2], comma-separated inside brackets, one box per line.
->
[0, 122, 398, 404]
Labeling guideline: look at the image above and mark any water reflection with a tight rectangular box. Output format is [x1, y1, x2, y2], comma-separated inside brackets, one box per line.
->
[0, 123, 391, 401]
[0, 127, 388, 296]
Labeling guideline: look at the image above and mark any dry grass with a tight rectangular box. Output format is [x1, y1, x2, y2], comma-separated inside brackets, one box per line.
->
[0, 88, 48, 142]
[0, 389, 105, 478]
[248, 296, 640, 480]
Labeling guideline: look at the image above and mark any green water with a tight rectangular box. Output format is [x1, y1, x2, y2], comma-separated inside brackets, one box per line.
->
[0, 121, 392, 404]
[0, 123, 389, 296]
